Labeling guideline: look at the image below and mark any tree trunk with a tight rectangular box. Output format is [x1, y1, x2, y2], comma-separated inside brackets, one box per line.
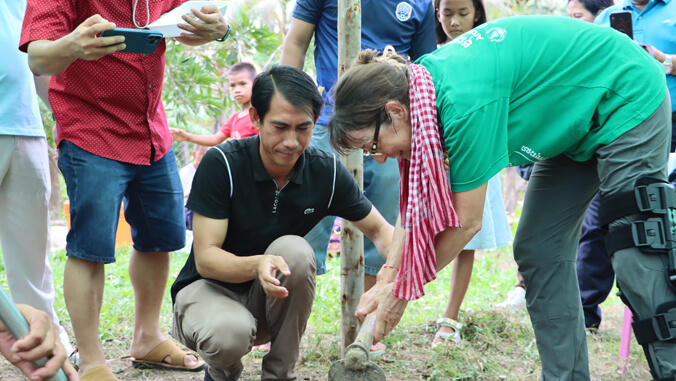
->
[338, 0, 363, 355]
[503, 167, 518, 217]
[502, 167, 529, 226]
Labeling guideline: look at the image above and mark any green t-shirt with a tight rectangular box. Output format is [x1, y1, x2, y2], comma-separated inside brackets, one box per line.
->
[416, 16, 666, 192]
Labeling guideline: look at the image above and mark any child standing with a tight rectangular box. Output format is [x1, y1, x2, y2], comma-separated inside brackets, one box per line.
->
[431, 0, 512, 349]
[171, 62, 258, 145]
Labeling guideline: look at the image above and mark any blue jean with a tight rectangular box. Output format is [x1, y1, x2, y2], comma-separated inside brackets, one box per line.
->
[58, 140, 185, 263]
[304, 125, 400, 275]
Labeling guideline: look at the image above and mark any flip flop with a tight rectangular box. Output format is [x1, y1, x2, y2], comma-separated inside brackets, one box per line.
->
[432, 317, 462, 348]
[81, 366, 119, 381]
[131, 339, 205, 372]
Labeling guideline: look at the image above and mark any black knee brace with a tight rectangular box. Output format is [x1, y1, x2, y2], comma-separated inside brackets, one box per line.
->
[600, 177, 676, 287]
[600, 177, 676, 381]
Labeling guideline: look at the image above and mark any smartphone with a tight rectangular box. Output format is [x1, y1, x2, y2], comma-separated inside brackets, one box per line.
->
[610, 11, 633, 40]
[100, 28, 164, 54]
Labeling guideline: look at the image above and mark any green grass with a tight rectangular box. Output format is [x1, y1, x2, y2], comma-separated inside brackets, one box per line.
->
[0, 241, 650, 380]
[0, 244, 186, 342]
[295, 245, 646, 380]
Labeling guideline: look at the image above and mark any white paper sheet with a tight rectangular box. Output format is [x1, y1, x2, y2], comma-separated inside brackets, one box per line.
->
[147, 1, 228, 38]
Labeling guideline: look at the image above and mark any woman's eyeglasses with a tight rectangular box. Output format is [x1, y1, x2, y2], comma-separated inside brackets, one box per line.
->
[363, 115, 383, 157]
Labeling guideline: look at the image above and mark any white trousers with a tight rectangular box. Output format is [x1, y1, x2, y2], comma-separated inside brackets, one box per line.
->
[0, 136, 72, 353]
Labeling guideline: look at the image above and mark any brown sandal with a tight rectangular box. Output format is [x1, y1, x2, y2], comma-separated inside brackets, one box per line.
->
[81, 366, 119, 381]
[131, 340, 205, 372]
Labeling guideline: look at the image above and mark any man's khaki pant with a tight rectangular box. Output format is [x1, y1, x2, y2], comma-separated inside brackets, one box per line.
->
[172, 235, 316, 381]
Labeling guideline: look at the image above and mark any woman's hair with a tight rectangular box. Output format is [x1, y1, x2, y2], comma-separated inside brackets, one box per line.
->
[568, 0, 614, 15]
[434, 0, 488, 44]
[328, 48, 409, 155]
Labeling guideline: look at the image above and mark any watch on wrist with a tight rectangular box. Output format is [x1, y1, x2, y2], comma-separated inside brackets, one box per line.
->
[665, 54, 673, 75]
[216, 24, 231, 42]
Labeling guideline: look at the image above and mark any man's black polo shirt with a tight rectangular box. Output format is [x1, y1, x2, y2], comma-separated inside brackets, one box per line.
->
[171, 136, 373, 302]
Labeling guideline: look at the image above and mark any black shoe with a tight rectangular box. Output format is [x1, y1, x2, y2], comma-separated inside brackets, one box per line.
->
[585, 323, 600, 335]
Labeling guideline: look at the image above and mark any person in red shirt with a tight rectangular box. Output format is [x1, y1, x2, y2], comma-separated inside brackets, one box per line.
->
[171, 62, 258, 145]
[19, 2, 230, 380]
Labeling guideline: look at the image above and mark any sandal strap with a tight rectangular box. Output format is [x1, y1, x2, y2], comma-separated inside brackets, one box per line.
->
[436, 317, 462, 331]
[435, 331, 455, 340]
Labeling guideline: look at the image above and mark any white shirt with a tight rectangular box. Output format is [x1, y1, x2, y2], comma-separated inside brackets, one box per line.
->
[179, 162, 198, 205]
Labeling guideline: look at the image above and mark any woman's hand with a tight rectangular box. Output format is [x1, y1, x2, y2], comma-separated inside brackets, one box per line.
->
[356, 280, 408, 343]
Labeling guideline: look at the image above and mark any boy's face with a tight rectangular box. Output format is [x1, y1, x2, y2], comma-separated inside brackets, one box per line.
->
[228, 71, 254, 105]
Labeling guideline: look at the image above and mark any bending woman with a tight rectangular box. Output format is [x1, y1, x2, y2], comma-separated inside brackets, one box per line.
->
[328, 16, 674, 380]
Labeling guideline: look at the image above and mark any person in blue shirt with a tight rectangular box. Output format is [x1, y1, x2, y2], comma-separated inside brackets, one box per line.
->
[595, 0, 675, 151]
[594, 6, 676, 379]
[280, 0, 436, 299]
[1, 0, 75, 363]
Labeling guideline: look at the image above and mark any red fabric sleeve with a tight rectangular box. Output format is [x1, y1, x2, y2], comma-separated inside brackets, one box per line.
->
[19, 0, 187, 52]
[20, 0, 77, 52]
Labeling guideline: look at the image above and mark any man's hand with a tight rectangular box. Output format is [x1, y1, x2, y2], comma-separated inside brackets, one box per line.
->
[356, 281, 408, 344]
[257, 255, 291, 299]
[0, 305, 79, 381]
[175, 6, 229, 46]
[65, 14, 126, 61]
[170, 128, 188, 142]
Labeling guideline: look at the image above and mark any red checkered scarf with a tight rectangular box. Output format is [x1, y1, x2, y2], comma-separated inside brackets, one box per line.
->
[393, 64, 460, 301]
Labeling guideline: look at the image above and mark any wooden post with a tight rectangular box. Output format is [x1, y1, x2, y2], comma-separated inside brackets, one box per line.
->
[337, 0, 363, 355]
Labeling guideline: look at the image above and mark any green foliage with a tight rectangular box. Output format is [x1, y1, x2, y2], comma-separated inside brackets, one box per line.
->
[0, 236, 651, 380]
[38, 100, 56, 148]
[485, 0, 567, 19]
[163, 41, 224, 129]
[162, 0, 284, 132]
[309, 263, 342, 334]
[163, 0, 292, 167]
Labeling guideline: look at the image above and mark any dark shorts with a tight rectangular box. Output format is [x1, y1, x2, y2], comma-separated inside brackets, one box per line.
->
[58, 141, 186, 263]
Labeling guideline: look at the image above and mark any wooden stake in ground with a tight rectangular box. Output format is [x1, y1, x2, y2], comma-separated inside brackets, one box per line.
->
[337, 0, 363, 355]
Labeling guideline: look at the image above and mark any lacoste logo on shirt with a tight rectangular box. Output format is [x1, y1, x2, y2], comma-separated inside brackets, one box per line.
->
[304, 208, 315, 215]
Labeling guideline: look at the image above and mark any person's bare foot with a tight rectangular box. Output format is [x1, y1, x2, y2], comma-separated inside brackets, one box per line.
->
[431, 325, 458, 348]
[252, 342, 271, 353]
[432, 318, 462, 348]
[370, 342, 386, 355]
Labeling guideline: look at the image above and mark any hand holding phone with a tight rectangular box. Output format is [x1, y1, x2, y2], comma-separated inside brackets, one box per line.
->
[64, 14, 127, 62]
[610, 11, 633, 40]
[100, 28, 164, 54]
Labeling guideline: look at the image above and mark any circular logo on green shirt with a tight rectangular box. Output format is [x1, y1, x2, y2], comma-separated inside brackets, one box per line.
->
[487, 27, 507, 42]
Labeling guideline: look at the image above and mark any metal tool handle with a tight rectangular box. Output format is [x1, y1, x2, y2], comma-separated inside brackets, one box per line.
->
[344, 313, 377, 371]
[0, 288, 68, 381]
